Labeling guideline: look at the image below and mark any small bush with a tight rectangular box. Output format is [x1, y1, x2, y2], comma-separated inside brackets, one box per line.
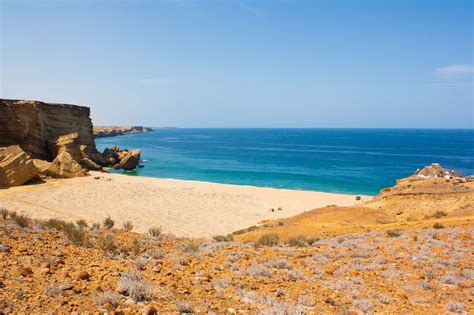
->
[387, 229, 402, 237]
[63, 223, 87, 245]
[287, 235, 309, 247]
[9, 211, 17, 219]
[176, 300, 194, 313]
[245, 264, 272, 278]
[446, 301, 464, 313]
[92, 223, 101, 230]
[94, 290, 122, 309]
[433, 223, 445, 229]
[76, 219, 88, 228]
[14, 214, 30, 228]
[232, 225, 258, 235]
[117, 270, 153, 301]
[285, 269, 305, 281]
[122, 221, 134, 231]
[103, 216, 115, 229]
[148, 226, 161, 237]
[129, 239, 142, 256]
[1, 208, 9, 220]
[254, 233, 280, 248]
[97, 234, 116, 252]
[265, 258, 292, 269]
[44, 218, 68, 230]
[213, 234, 234, 242]
[433, 211, 448, 218]
[134, 257, 148, 270]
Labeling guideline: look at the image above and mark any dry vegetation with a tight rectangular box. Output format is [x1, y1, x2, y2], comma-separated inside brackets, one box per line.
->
[0, 176, 473, 313]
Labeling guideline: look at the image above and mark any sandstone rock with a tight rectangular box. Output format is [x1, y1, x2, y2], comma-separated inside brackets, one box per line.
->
[0, 99, 96, 161]
[90, 152, 107, 166]
[0, 145, 39, 188]
[20, 267, 33, 277]
[46, 151, 88, 178]
[415, 163, 460, 179]
[32, 159, 52, 176]
[78, 271, 90, 280]
[81, 158, 102, 171]
[116, 150, 141, 171]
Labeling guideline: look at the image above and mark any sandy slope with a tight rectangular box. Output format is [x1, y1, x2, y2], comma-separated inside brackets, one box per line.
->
[0, 172, 368, 237]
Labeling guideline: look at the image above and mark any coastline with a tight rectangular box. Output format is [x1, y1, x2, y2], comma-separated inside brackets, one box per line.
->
[0, 172, 370, 238]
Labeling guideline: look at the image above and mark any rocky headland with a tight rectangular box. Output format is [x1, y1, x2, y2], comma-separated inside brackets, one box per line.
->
[0, 99, 142, 188]
[93, 126, 153, 138]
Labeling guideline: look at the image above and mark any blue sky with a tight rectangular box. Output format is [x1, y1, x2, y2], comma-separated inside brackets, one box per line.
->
[1, 0, 472, 128]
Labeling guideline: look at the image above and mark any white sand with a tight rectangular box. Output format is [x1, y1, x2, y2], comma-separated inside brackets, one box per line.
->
[0, 172, 370, 237]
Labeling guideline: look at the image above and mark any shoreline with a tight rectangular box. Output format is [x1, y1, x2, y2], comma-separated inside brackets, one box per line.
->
[107, 170, 377, 196]
[0, 172, 370, 238]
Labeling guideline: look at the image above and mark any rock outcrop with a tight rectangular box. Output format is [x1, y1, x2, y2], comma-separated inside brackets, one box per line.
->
[93, 126, 153, 138]
[0, 99, 143, 187]
[0, 146, 39, 187]
[0, 99, 96, 161]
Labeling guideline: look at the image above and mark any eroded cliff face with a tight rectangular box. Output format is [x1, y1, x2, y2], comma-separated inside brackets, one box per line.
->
[0, 99, 96, 161]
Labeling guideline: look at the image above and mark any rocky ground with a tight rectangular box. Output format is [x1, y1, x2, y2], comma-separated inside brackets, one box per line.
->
[0, 211, 472, 314]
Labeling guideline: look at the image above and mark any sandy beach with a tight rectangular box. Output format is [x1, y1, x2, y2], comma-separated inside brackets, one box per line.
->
[0, 172, 369, 237]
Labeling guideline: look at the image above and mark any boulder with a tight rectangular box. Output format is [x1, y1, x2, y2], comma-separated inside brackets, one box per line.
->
[32, 159, 52, 176]
[90, 152, 107, 166]
[0, 145, 39, 188]
[81, 158, 102, 171]
[46, 151, 88, 178]
[415, 163, 460, 179]
[116, 149, 141, 170]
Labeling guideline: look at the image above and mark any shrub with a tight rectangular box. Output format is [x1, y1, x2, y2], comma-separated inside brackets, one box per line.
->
[433, 211, 448, 218]
[287, 235, 309, 247]
[94, 290, 122, 308]
[353, 299, 374, 313]
[129, 239, 142, 256]
[265, 258, 292, 269]
[446, 301, 464, 313]
[245, 264, 272, 277]
[433, 223, 445, 229]
[76, 219, 88, 228]
[1, 208, 9, 220]
[117, 270, 153, 301]
[97, 234, 116, 252]
[92, 223, 101, 230]
[213, 234, 234, 242]
[44, 218, 68, 230]
[103, 216, 115, 229]
[134, 257, 148, 270]
[9, 211, 17, 219]
[63, 223, 87, 245]
[232, 225, 258, 235]
[176, 300, 194, 313]
[387, 229, 402, 237]
[148, 226, 162, 237]
[254, 233, 280, 248]
[285, 269, 305, 281]
[14, 214, 30, 228]
[122, 221, 134, 231]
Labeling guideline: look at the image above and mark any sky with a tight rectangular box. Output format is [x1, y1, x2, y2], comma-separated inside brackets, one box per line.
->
[0, 0, 473, 128]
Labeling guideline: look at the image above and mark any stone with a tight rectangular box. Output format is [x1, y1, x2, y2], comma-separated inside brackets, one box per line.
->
[78, 271, 90, 280]
[20, 267, 33, 277]
[90, 152, 107, 166]
[46, 151, 88, 178]
[0, 145, 39, 188]
[116, 150, 141, 171]
[81, 158, 102, 171]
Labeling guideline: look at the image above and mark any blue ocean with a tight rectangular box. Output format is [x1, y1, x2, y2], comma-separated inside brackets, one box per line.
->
[96, 129, 474, 195]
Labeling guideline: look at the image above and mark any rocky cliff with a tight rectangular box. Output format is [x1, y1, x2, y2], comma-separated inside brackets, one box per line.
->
[0, 99, 141, 187]
[0, 99, 96, 161]
[93, 126, 153, 138]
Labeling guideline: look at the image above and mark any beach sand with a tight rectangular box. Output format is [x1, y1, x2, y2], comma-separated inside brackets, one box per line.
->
[0, 172, 370, 237]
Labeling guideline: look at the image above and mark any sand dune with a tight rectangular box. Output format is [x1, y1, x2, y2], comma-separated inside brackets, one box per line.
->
[0, 172, 368, 237]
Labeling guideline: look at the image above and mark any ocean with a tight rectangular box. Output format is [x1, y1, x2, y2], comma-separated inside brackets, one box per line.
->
[96, 128, 474, 195]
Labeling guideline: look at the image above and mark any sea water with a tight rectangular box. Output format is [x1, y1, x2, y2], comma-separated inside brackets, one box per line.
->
[96, 128, 474, 195]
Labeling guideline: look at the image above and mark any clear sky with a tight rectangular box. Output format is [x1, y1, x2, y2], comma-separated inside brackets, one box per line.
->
[1, 0, 472, 128]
